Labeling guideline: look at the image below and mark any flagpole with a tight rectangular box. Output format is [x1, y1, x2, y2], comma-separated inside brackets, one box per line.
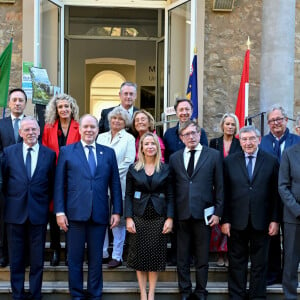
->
[245, 37, 250, 124]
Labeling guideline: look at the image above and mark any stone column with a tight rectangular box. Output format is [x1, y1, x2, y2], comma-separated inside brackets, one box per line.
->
[260, 0, 296, 127]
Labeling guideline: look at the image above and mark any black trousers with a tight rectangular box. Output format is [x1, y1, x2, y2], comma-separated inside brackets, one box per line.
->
[177, 218, 211, 297]
[49, 213, 61, 251]
[228, 223, 270, 300]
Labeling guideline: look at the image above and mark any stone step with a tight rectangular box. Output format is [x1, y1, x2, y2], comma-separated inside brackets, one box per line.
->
[0, 281, 291, 300]
[0, 263, 229, 283]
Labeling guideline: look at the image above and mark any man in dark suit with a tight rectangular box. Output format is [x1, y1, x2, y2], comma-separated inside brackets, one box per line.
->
[2, 116, 56, 300]
[169, 120, 223, 300]
[163, 99, 208, 266]
[54, 114, 122, 299]
[222, 125, 280, 299]
[98, 81, 139, 133]
[0, 88, 27, 268]
[278, 143, 300, 300]
[259, 104, 300, 285]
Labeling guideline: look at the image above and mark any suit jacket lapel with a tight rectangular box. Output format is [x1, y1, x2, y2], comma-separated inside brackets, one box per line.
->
[237, 152, 249, 181]
[193, 147, 209, 176]
[5, 117, 16, 144]
[16, 143, 28, 180]
[95, 144, 104, 175]
[32, 145, 45, 179]
[251, 150, 264, 182]
[75, 142, 91, 175]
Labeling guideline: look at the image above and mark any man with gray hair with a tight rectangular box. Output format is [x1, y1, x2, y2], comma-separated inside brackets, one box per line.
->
[259, 104, 300, 285]
[98, 81, 139, 133]
[222, 125, 280, 299]
[2, 116, 56, 300]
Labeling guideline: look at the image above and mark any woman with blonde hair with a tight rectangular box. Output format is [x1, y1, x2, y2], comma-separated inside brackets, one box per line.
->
[125, 132, 173, 300]
[42, 93, 81, 266]
[209, 112, 242, 267]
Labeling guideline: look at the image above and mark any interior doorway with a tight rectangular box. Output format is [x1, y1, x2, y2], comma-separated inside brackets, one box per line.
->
[90, 71, 125, 119]
[85, 58, 136, 119]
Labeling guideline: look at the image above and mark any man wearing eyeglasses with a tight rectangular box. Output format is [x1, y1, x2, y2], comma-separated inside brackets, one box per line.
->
[222, 125, 280, 299]
[259, 105, 300, 286]
[169, 120, 223, 300]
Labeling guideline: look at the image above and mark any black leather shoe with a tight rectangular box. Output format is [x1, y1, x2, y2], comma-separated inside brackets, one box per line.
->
[50, 250, 60, 266]
[0, 256, 8, 268]
[181, 294, 191, 300]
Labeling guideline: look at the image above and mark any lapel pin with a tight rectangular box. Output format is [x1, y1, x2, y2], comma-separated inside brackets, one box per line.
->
[100, 151, 103, 155]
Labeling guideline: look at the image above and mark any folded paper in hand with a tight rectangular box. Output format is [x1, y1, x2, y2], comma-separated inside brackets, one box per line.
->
[204, 206, 215, 225]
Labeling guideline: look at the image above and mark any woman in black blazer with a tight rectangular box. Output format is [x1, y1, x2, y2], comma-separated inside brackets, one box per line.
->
[125, 132, 173, 300]
[209, 113, 242, 267]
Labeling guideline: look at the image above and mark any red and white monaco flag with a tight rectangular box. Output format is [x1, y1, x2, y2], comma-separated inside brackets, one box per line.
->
[235, 49, 249, 129]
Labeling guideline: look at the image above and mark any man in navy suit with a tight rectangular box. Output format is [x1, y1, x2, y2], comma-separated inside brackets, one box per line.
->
[0, 88, 27, 268]
[55, 114, 122, 300]
[259, 104, 300, 285]
[222, 126, 280, 299]
[2, 116, 56, 300]
[98, 81, 139, 133]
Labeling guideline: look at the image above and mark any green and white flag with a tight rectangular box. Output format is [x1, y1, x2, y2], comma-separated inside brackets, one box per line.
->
[0, 39, 13, 107]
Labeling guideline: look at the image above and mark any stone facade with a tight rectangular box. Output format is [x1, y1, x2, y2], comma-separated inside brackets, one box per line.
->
[1, 0, 300, 135]
[204, 0, 262, 138]
[0, 1, 23, 91]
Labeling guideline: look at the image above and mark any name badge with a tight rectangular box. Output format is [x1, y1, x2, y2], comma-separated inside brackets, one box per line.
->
[134, 191, 141, 199]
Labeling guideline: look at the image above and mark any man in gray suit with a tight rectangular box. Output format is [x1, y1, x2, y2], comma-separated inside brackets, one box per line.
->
[278, 143, 300, 300]
[169, 120, 223, 300]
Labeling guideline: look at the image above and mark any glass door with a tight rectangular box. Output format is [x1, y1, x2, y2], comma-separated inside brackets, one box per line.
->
[164, 0, 194, 130]
[39, 0, 64, 91]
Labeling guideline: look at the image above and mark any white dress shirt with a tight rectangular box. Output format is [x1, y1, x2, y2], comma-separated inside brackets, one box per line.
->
[183, 143, 203, 170]
[23, 142, 39, 177]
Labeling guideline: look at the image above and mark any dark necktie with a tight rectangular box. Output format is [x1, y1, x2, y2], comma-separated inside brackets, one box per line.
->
[247, 155, 253, 180]
[187, 150, 196, 177]
[26, 148, 33, 179]
[13, 118, 20, 143]
[86, 145, 96, 176]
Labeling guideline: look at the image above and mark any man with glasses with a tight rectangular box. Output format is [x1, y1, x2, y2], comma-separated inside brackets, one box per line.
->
[169, 120, 223, 300]
[2, 117, 56, 300]
[163, 99, 208, 266]
[222, 125, 280, 299]
[259, 105, 300, 285]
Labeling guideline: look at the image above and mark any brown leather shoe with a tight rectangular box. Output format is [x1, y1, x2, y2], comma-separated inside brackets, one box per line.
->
[107, 259, 122, 268]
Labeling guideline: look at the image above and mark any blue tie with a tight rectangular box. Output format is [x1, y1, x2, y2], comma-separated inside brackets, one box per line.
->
[26, 148, 32, 179]
[86, 145, 96, 176]
[13, 118, 20, 143]
[247, 156, 253, 180]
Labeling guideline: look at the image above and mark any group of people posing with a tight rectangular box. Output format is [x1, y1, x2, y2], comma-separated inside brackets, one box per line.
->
[0, 81, 299, 300]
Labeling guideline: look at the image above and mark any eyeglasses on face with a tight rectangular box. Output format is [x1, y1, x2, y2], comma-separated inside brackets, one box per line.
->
[240, 136, 257, 143]
[268, 117, 285, 125]
[181, 131, 198, 138]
